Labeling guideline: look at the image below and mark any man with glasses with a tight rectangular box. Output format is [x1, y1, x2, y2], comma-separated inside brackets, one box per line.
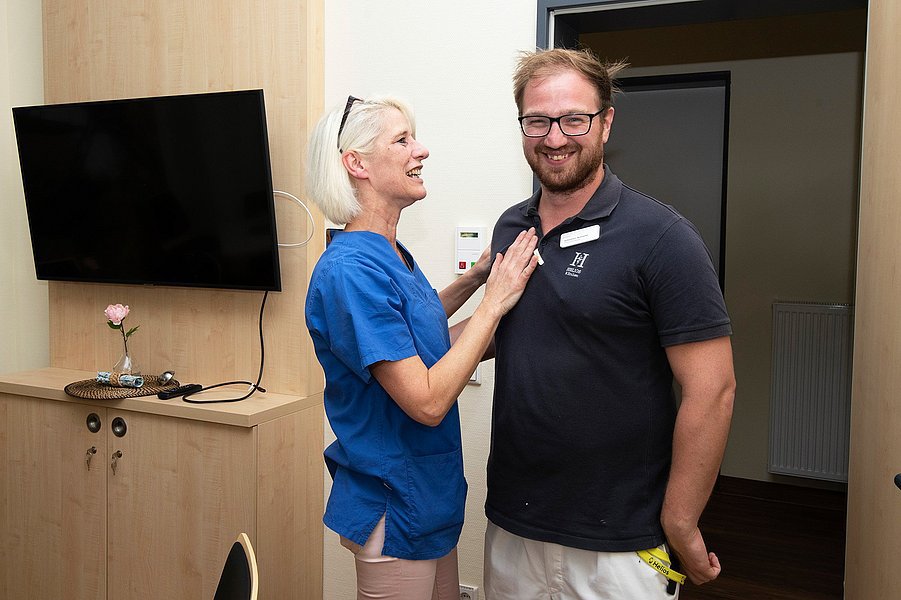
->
[484, 48, 736, 599]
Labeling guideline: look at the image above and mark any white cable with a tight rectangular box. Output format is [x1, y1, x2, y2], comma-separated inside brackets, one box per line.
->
[274, 190, 316, 247]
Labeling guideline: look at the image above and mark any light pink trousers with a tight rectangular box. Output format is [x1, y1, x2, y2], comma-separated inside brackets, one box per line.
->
[341, 515, 460, 600]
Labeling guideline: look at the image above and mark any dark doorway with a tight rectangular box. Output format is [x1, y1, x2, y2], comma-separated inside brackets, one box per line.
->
[605, 71, 729, 286]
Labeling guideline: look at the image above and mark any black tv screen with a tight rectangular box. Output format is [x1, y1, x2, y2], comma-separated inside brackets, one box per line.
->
[12, 89, 282, 291]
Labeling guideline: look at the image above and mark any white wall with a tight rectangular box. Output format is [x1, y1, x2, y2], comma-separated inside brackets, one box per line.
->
[0, 0, 47, 375]
[323, 1, 536, 596]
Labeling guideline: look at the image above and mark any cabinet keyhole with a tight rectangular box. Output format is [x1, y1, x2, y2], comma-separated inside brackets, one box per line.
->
[111, 450, 123, 475]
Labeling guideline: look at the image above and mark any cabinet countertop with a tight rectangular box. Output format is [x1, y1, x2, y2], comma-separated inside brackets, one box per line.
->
[0, 367, 322, 427]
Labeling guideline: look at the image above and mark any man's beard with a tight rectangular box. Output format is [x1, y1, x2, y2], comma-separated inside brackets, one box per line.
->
[526, 139, 605, 194]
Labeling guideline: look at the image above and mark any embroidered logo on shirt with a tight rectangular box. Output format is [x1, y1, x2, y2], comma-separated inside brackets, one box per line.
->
[565, 252, 589, 278]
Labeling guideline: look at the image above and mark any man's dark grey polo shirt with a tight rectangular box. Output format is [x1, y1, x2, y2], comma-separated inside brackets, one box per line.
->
[487, 166, 732, 552]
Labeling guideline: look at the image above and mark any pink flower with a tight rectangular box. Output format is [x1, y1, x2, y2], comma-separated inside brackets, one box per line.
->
[105, 303, 139, 355]
[104, 304, 129, 325]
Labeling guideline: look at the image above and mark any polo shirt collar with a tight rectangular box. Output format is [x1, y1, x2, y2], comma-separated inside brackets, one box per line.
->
[521, 164, 622, 223]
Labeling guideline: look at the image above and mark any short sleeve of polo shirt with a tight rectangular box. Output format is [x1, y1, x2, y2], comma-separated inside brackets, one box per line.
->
[311, 258, 418, 381]
[642, 218, 732, 347]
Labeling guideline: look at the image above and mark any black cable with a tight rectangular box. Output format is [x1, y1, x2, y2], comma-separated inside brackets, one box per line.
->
[182, 291, 269, 403]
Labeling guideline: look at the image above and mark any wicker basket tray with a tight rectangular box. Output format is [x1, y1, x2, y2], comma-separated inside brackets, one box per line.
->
[64, 376, 181, 400]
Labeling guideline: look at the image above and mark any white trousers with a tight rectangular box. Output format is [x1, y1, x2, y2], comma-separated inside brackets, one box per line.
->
[341, 515, 460, 600]
[484, 521, 680, 600]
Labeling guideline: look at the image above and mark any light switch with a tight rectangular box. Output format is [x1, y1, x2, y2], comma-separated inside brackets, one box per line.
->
[455, 227, 486, 274]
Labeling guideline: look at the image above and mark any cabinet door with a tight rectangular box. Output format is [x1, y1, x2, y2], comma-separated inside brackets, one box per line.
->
[106, 410, 256, 600]
[0, 395, 107, 600]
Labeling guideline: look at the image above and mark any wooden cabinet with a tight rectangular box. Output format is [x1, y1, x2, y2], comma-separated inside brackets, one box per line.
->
[0, 368, 323, 600]
[1, 395, 107, 599]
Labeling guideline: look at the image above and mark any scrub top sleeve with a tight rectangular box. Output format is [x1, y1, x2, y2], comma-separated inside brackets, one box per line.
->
[318, 260, 418, 381]
[642, 219, 732, 346]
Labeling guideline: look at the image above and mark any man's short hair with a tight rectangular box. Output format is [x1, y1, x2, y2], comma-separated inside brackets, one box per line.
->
[512, 48, 628, 114]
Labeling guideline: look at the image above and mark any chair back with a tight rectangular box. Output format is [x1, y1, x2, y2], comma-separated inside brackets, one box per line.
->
[214, 532, 259, 600]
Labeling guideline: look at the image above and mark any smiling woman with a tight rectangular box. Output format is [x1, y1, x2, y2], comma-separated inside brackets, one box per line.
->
[347, 106, 430, 213]
[303, 95, 539, 599]
[306, 96, 419, 225]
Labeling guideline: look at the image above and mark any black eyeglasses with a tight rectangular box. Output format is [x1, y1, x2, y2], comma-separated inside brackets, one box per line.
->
[337, 95, 363, 150]
[518, 109, 606, 138]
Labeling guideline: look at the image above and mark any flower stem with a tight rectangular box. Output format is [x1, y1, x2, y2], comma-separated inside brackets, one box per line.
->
[120, 320, 129, 355]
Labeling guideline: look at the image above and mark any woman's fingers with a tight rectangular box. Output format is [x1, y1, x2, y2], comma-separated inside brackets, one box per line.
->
[495, 228, 538, 270]
[484, 229, 539, 314]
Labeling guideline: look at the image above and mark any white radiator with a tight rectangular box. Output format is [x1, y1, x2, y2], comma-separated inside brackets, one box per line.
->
[768, 302, 853, 482]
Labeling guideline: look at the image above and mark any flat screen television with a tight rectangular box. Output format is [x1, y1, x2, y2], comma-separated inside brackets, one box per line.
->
[12, 89, 282, 291]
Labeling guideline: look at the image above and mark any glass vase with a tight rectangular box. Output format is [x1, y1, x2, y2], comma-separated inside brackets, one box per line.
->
[113, 352, 140, 375]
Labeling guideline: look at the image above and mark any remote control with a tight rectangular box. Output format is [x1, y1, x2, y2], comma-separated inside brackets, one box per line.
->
[158, 383, 203, 400]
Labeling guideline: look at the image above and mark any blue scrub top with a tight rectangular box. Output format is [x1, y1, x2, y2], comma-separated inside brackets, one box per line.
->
[305, 230, 466, 560]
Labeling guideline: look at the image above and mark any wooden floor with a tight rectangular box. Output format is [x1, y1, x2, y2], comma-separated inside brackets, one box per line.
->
[681, 476, 847, 600]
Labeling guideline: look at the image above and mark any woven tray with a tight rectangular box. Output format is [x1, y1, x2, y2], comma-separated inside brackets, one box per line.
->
[64, 377, 182, 400]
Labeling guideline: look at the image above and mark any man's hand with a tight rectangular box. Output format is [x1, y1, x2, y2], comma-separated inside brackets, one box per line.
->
[665, 524, 721, 585]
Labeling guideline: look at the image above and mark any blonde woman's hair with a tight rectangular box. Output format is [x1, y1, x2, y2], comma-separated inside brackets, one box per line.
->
[305, 96, 416, 225]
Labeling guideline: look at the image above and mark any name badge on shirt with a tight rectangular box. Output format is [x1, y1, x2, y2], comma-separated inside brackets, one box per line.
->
[560, 224, 600, 248]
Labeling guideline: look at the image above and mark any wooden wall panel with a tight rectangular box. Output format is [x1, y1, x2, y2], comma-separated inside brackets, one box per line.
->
[846, 1, 901, 597]
[41, 0, 325, 398]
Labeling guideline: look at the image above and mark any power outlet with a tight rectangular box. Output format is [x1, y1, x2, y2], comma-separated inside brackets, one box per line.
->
[468, 365, 481, 385]
[459, 584, 479, 600]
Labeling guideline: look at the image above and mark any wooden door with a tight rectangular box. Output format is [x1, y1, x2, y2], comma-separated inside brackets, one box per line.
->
[0, 395, 107, 599]
[105, 410, 256, 600]
[845, 1, 901, 597]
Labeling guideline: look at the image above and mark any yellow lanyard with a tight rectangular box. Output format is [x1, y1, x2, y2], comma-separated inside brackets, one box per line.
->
[636, 547, 687, 585]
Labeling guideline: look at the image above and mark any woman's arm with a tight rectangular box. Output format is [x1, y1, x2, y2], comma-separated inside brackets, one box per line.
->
[438, 246, 491, 318]
[448, 317, 495, 360]
[371, 229, 538, 426]
[443, 247, 492, 354]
